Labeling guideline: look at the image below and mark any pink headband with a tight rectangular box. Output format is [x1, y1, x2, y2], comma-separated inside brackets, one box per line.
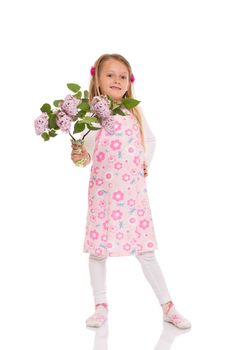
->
[90, 66, 135, 82]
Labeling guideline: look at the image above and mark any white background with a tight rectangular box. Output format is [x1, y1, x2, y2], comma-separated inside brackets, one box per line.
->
[0, 0, 233, 349]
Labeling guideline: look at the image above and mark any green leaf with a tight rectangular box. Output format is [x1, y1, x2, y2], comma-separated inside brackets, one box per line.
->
[77, 110, 87, 118]
[53, 99, 63, 107]
[67, 83, 81, 93]
[122, 98, 140, 109]
[73, 121, 86, 134]
[87, 125, 102, 130]
[113, 107, 125, 116]
[40, 103, 52, 113]
[112, 103, 121, 110]
[41, 132, 50, 141]
[84, 90, 89, 99]
[79, 101, 90, 112]
[73, 91, 82, 99]
[79, 116, 100, 124]
[48, 113, 59, 129]
[107, 95, 113, 102]
[49, 130, 57, 137]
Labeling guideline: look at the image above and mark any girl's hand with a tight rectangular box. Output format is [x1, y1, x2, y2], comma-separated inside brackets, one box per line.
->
[143, 161, 148, 177]
[71, 143, 91, 167]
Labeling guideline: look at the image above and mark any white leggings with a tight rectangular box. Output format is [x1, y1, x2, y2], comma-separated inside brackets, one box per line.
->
[88, 251, 172, 306]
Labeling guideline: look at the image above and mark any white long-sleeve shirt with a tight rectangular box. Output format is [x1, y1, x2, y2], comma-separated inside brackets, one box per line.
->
[79, 113, 156, 168]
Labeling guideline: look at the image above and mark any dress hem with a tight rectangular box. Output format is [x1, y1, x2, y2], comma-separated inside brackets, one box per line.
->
[83, 246, 158, 258]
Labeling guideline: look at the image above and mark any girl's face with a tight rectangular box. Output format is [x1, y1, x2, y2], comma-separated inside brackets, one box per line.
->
[98, 59, 130, 103]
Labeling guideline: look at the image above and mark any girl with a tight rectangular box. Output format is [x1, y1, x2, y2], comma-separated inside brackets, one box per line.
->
[71, 53, 191, 330]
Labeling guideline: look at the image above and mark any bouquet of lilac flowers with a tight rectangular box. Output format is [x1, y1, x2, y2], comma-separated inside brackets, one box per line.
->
[34, 83, 140, 166]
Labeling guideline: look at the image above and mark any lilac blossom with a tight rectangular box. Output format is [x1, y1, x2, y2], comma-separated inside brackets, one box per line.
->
[59, 94, 80, 118]
[56, 110, 72, 133]
[34, 112, 49, 135]
[102, 116, 115, 135]
[90, 95, 112, 119]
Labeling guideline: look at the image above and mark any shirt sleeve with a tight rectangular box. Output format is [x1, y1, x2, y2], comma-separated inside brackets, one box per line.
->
[141, 113, 156, 168]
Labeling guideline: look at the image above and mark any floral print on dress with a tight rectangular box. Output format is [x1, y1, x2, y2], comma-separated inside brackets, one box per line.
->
[83, 110, 158, 257]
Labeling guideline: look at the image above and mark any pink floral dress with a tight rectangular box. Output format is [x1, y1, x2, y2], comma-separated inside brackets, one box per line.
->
[83, 110, 158, 257]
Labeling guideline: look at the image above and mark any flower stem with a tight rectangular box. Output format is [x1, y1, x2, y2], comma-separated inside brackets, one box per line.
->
[69, 132, 76, 141]
[82, 129, 91, 140]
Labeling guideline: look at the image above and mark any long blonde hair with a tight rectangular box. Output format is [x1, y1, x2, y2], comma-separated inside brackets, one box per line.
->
[89, 53, 145, 151]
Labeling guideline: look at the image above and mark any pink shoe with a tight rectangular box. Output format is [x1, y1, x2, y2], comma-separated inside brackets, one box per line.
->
[163, 306, 192, 329]
[86, 305, 108, 328]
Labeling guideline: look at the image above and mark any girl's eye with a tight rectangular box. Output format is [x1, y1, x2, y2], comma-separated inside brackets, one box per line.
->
[121, 76, 127, 79]
[107, 74, 112, 77]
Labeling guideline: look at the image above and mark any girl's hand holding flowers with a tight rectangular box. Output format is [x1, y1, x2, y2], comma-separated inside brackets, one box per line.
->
[71, 143, 90, 167]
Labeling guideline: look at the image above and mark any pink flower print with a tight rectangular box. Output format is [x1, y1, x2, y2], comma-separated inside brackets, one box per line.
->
[95, 248, 103, 255]
[97, 190, 104, 196]
[127, 199, 135, 206]
[137, 209, 145, 216]
[114, 120, 122, 131]
[122, 173, 131, 182]
[94, 166, 100, 175]
[133, 123, 138, 131]
[108, 183, 113, 188]
[123, 243, 131, 251]
[105, 172, 112, 180]
[113, 190, 124, 202]
[130, 168, 137, 176]
[90, 215, 96, 222]
[128, 147, 134, 153]
[108, 155, 116, 162]
[137, 244, 143, 251]
[169, 314, 183, 324]
[125, 128, 133, 136]
[99, 200, 106, 208]
[98, 211, 105, 219]
[139, 219, 150, 230]
[91, 209, 95, 213]
[102, 139, 109, 146]
[133, 156, 140, 166]
[101, 234, 108, 242]
[109, 225, 116, 232]
[96, 152, 106, 162]
[89, 180, 94, 188]
[129, 218, 136, 224]
[90, 230, 99, 240]
[107, 243, 112, 248]
[147, 242, 154, 248]
[116, 232, 124, 240]
[111, 210, 123, 220]
[96, 178, 104, 186]
[114, 162, 123, 170]
[88, 199, 93, 206]
[110, 139, 122, 151]
[103, 220, 109, 230]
